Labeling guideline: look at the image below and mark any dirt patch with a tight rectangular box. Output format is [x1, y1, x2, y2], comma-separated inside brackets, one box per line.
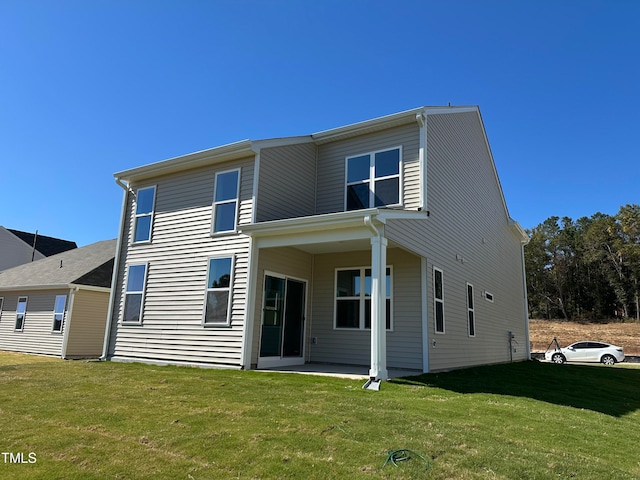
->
[529, 319, 640, 355]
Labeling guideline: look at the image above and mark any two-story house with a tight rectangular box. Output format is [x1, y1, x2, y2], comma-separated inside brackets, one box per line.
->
[103, 106, 529, 380]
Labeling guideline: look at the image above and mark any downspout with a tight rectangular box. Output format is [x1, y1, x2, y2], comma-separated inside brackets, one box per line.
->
[520, 239, 531, 360]
[100, 177, 130, 360]
[416, 112, 426, 211]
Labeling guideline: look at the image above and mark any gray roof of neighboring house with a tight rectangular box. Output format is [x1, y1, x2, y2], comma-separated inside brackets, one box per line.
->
[0, 239, 117, 290]
[7, 229, 78, 257]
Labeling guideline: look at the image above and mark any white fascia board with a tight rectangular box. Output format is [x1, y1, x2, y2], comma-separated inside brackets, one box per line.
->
[239, 209, 383, 237]
[423, 106, 479, 116]
[509, 219, 530, 244]
[68, 284, 112, 294]
[377, 210, 429, 223]
[0, 283, 110, 293]
[0, 284, 72, 293]
[251, 136, 314, 149]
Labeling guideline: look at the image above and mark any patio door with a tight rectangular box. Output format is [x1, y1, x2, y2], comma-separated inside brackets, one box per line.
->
[258, 274, 307, 368]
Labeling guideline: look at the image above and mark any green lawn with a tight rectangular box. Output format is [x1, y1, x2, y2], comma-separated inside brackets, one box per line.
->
[1, 353, 639, 479]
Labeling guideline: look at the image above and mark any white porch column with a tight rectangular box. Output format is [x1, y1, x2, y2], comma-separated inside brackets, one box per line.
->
[369, 234, 388, 380]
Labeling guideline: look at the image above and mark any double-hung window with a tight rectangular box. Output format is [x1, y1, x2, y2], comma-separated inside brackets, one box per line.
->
[335, 267, 392, 330]
[212, 169, 240, 233]
[133, 186, 156, 243]
[123, 264, 147, 324]
[204, 256, 233, 325]
[15, 296, 28, 331]
[346, 147, 401, 210]
[52, 295, 67, 333]
[467, 283, 475, 337]
[434, 267, 445, 334]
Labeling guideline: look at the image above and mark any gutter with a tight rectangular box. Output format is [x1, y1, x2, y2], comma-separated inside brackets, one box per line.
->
[100, 177, 130, 360]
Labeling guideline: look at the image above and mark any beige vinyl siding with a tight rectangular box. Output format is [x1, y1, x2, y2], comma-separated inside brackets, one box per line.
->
[420, 111, 527, 371]
[0, 228, 46, 271]
[108, 157, 255, 367]
[64, 289, 109, 359]
[250, 247, 313, 365]
[0, 290, 69, 356]
[315, 123, 421, 214]
[308, 248, 422, 370]
[256, 143, 317, 222]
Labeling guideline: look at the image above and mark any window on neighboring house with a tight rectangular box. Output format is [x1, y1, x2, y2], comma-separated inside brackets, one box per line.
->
[133, 186, 156, 243]
[52, 295, 67, 333]
[124, 264, 147, 324]
[335, 267, 392, 330]
[0, 297, 4, 321]
[467, 283, 475, 337]
[212, 169, 240, 233]
[346, 147, 401, 210]
[15, 296, 28, 331]
[204, 256, 233, 325]
[434, 268, 444, 333]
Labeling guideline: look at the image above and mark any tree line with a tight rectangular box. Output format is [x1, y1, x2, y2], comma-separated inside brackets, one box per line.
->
[525, 204, 640, 321]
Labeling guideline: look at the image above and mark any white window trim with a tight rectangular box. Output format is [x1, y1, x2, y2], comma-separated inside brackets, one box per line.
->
[202, 255, 235, 327]
[434, 267, 445, 334]
[211, 168, 241, 235]
[344, 146, 403, 211]
[122, 263, 148, 325]
[52, 295, 67, 334]
[333, 266, 393, 331]
[0, 297, 3, 321]
[132, 185, 157, 244]
[15, 296, 28, 332]
[466, 283, 476, 338]
[483, 291, 495, 303]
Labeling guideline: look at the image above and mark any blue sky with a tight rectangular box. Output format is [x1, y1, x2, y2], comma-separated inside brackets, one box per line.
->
[1, 0, 638, 246]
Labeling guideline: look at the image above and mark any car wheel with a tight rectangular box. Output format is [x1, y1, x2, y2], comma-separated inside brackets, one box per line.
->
[601, 354, 616, 365]
[551, 353, 566, 364]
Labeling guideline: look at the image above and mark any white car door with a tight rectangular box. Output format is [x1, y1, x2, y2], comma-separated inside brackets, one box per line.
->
[584, 342, 607, 362]
[565, 342, 589, 362]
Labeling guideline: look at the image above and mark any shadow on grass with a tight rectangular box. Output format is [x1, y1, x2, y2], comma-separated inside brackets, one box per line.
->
[391, 360, 640, 417]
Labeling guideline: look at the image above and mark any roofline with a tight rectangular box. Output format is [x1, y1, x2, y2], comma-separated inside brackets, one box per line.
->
[311, 105, 479, 145]
[114, 106, 481, 182]
[0, 284, 111, 293]
[114, 136, 314, 183]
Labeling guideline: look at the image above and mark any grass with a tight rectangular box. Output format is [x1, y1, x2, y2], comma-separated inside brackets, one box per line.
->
[1, 352, 640, 479]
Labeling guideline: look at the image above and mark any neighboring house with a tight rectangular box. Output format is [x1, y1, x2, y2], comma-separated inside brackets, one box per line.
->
[0, 239, 116, 359]
[0, 226, 77, 272]
[104, 106, 529, 379]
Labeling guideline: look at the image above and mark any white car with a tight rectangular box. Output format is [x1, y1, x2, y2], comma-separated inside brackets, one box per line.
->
[545, 341, 625, 365]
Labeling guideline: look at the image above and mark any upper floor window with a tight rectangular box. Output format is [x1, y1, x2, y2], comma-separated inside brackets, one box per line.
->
[123, 264, 147, 324]
[345, 147, 401, 211]
[15, 296, 28, 331]
[52, 295, 67, 333]
[212, 169, 240, 233]
[133, 186, 156, 243]
[335, 267, 392, 330]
